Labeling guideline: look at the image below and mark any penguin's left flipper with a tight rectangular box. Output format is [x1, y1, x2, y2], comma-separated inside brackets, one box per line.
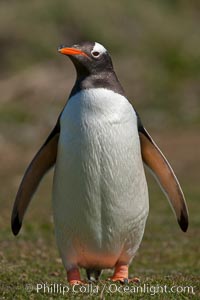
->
[11, 121, 60, 236]
[138, 125, 188, 232]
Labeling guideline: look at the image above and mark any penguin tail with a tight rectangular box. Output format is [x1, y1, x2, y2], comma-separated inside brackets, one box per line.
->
[86, 269, 102, 281]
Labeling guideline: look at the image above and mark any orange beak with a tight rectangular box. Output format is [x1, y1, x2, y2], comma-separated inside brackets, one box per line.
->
[58, 47, 88, 57]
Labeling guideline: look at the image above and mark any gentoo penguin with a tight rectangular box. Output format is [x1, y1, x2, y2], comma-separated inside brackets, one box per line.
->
[11, 41, 189, 284]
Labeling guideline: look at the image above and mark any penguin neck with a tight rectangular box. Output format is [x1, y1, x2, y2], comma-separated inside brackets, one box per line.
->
[69, 71, 125, 98]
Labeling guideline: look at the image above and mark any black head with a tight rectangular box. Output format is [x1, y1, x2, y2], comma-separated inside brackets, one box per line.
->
[58, 41, 124, 96]
[58, 41, 114, 77]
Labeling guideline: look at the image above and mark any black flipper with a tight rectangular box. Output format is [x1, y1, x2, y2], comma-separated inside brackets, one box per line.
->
[137, 115, 189, 232]
[11, 121, 60, 235]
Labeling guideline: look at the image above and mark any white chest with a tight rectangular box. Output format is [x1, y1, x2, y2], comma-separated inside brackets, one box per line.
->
[52, 88, 148, 262]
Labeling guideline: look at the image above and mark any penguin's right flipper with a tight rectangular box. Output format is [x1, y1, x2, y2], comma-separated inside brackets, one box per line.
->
[11, 121, 60, 235]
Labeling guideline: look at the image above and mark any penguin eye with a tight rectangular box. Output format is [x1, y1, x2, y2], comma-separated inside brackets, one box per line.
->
[91, 51, 100, 58]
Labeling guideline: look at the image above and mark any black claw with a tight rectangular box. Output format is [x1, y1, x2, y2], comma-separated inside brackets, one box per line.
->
[123, 278, 129, 284]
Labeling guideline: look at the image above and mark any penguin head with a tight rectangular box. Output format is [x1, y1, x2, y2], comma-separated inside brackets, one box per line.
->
[58, 41, 114, 77]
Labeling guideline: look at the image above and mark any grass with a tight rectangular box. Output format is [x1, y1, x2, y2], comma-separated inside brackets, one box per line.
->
[0, 1, 200, 299]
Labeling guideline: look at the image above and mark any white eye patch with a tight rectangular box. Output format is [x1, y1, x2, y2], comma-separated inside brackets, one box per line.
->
[91, 42, 107, 56]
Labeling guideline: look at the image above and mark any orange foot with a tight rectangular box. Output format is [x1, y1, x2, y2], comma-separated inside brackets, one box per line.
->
[67, 267, 85, 285]
[110, 264, 129, 284]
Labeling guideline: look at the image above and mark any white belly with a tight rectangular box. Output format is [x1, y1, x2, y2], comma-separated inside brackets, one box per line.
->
[52, 88, 149, 269]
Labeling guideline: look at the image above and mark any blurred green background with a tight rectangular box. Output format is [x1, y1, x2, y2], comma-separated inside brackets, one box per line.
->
[0, 1, 199, 299]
